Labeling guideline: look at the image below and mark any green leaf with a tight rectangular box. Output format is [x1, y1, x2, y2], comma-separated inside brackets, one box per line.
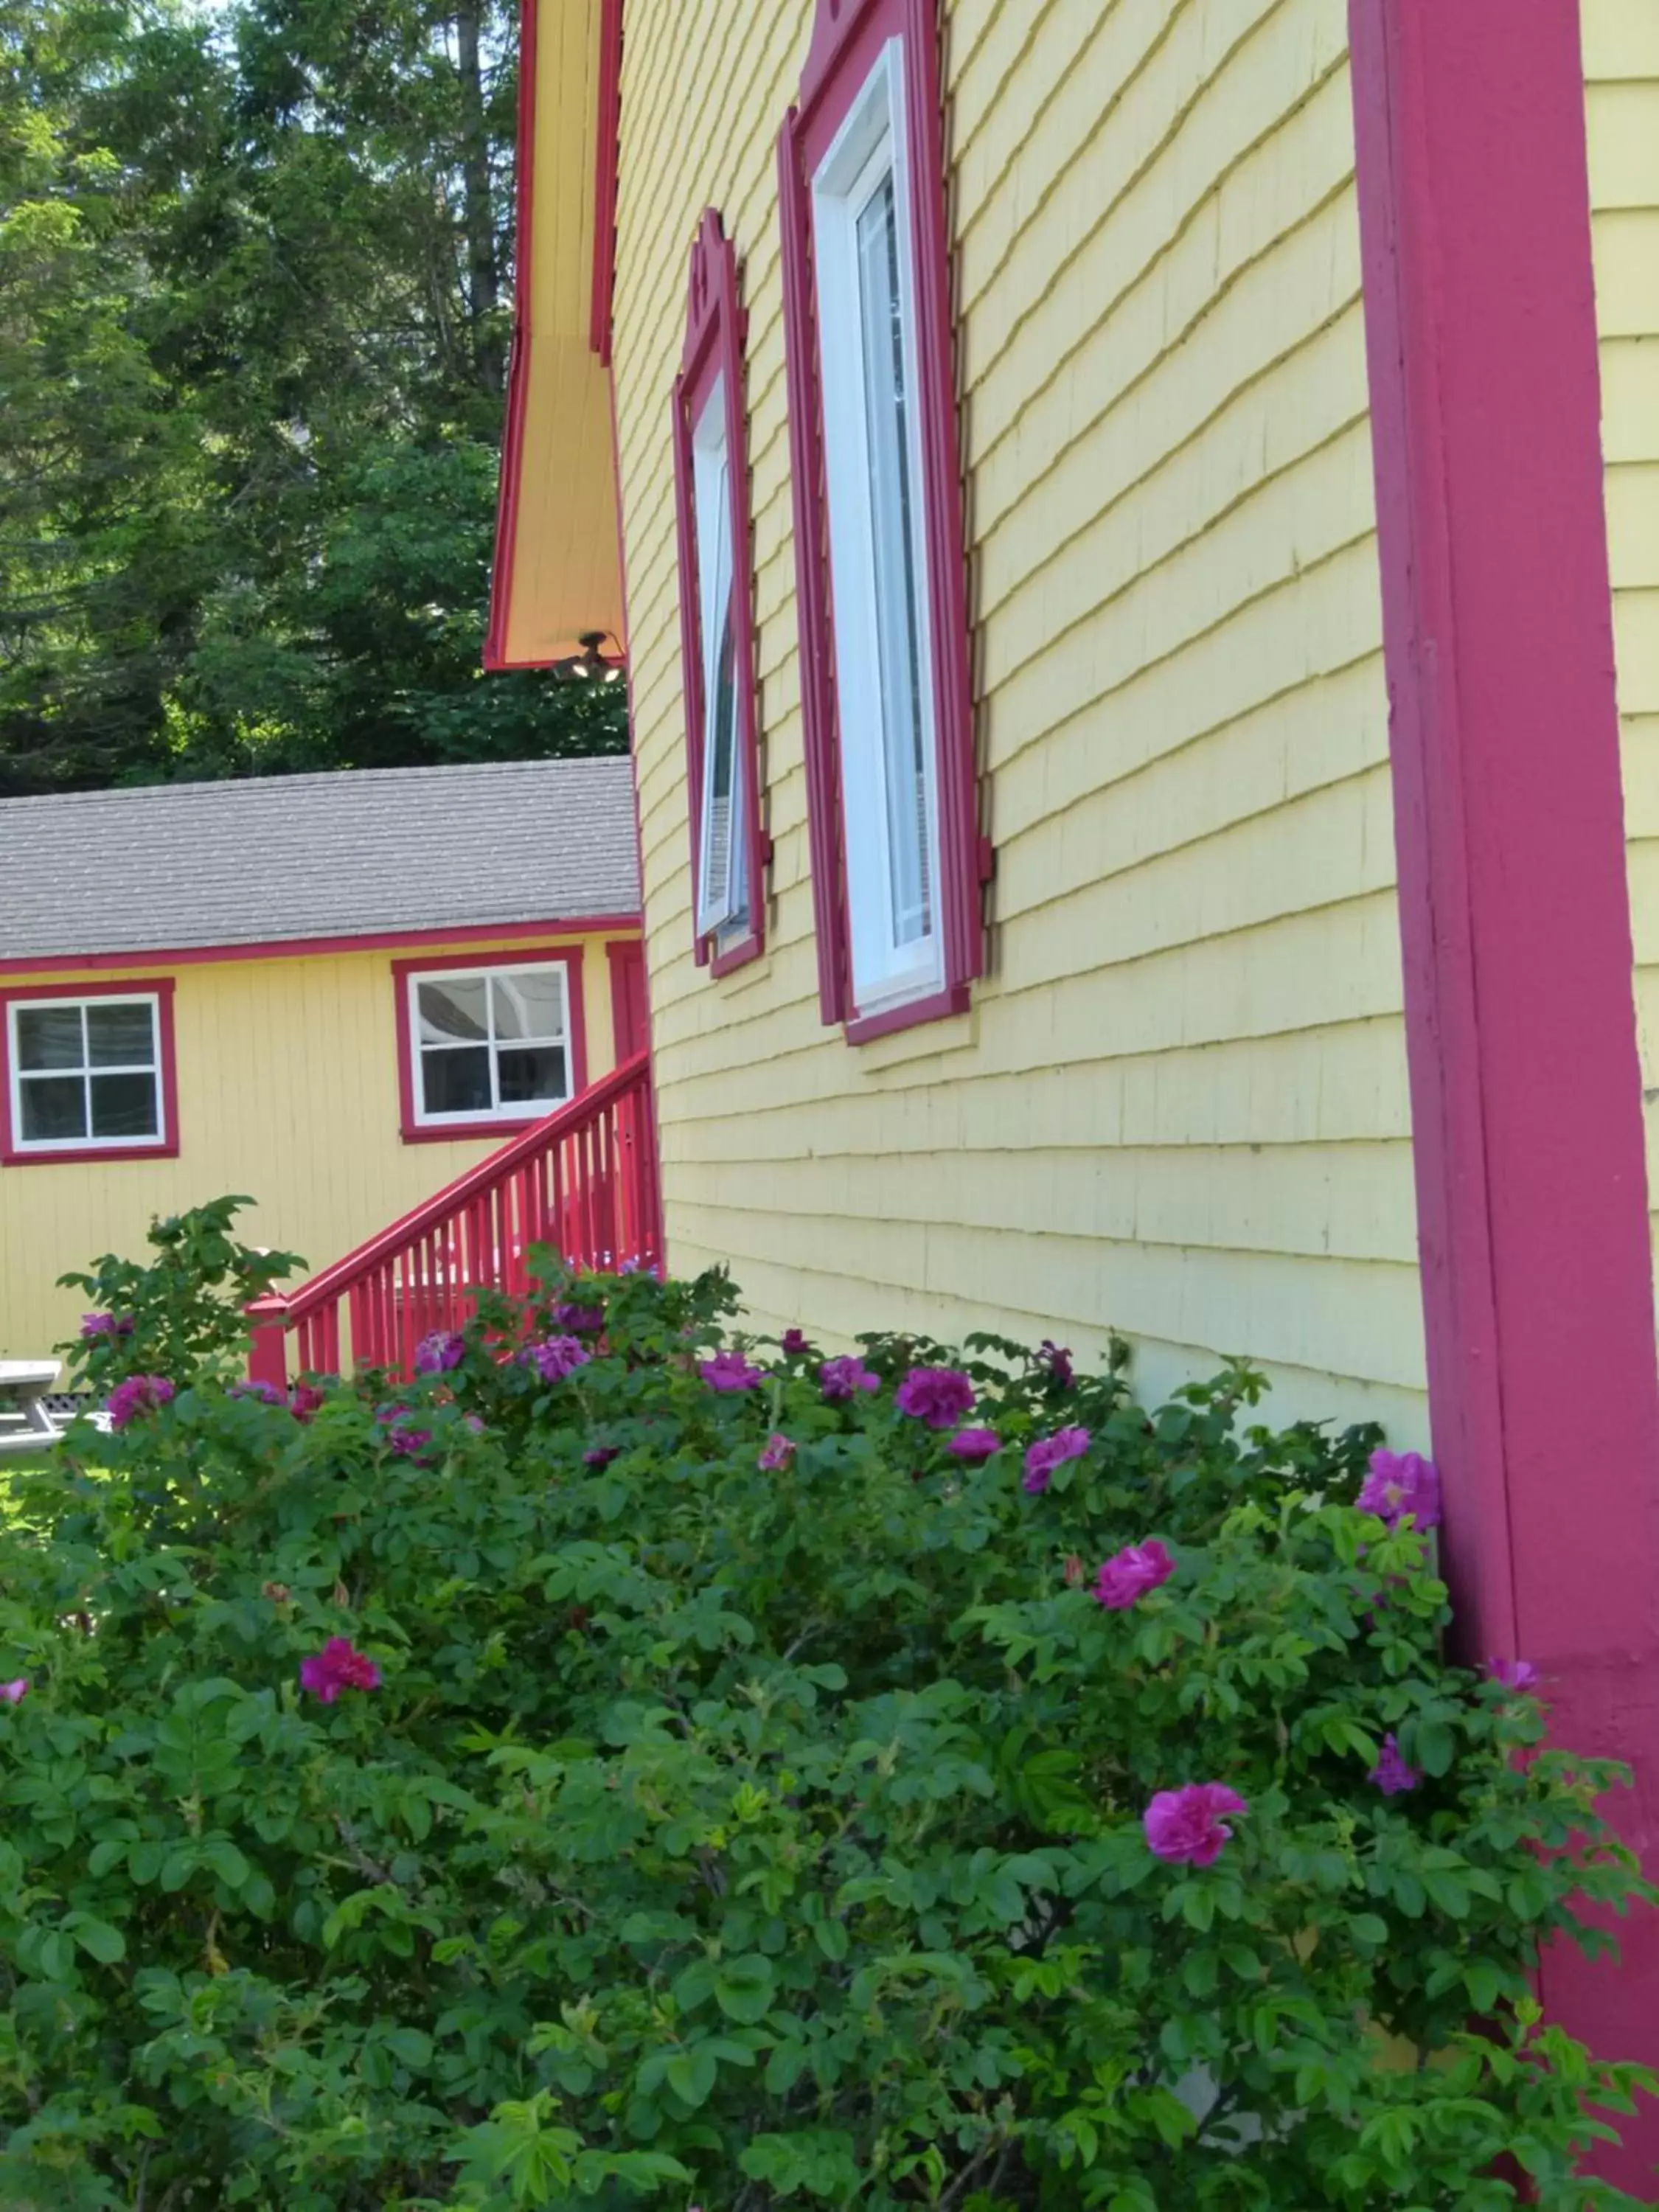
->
[664, 2047, 717, 2108]
[69, 1916, 125, 1964]
[713, 1953, 776, 2024]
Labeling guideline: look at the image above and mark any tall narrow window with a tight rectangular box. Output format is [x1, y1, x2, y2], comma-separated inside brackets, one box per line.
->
[779, 0, 983, 1038]
[672, 211, 767, 977]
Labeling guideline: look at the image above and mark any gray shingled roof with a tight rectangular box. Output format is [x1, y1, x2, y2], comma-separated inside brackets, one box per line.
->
[0, 759, 641, 961]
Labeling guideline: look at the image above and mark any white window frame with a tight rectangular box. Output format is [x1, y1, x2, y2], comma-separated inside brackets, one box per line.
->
[691, 374, 748, 943]
[406, 960, 574, 1130]
[6, 992, 165, 1155]
[812, 37, 945, 1017]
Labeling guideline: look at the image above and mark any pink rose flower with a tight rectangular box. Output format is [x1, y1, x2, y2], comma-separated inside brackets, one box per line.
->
[1093, 1539, 1176, 1610]
[0, 1679, 28, 1706]
[700, 1349, 767, 1392]
[299, 1637, 381, 1705]
[946, 1427, 1001, 1463]
[106, 1375, 175, 1430]
[1369, 1733, 1420, 1795]
[782, 1328, 809, 1354]
[1023, 1424, 1091, 1493]
[895, 1367, 975, 1430]
[1144, 1782, 1248, 1867]
[1486, 1656, 1539, 1694]
[526, 1335, 593, 1383]
[758, 1433, 796, 1472]
[414, 1330, 465, 1374]
[1357, 1449, 1441, 1532]
[819, 1355, 880, 1401]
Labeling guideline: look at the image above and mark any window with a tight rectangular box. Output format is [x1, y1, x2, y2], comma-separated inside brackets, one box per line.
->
[779, 0, 984, 1038]
[0, 984, 177, 1164]
[672, 209, 767, 976]
[394, 953, 585, 1141]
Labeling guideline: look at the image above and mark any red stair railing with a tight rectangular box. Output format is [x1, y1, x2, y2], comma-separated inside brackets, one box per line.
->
[245, 1051, 660, 1388]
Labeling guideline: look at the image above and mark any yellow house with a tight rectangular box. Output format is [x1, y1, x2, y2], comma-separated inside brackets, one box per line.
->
[0, 758, 644, 1360]
[487, 0, 1659, 2165]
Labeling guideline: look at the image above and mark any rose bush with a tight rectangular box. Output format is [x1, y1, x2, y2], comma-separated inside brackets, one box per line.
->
[0, 1204, 1652, 2208]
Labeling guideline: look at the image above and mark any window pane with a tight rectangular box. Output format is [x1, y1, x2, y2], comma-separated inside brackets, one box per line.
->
[696, 451, 745, 938]
[491, 970, 564, 1042]
[418, 977, 488, 1043]
[420, 1046, 492, 1116]
[856, 168, 933, 948]
[15, 1006, 84, 1071]
[87, 1003, 157, 1068]
[498, 1046, 567, 1106]
[19, 1075, 87, 1141]
[91, 1072, 159, 1138]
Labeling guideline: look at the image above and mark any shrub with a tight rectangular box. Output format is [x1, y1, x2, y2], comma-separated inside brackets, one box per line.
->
[0, 1212, 1652, 2208]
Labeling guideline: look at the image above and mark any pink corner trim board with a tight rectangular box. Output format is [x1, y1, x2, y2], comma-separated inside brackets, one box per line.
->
[392, 945, 589, 1146]
[483, 0, 540, 670]
[0, 917, 641, 981]
[1350, 0, 1659, 2174]
[0, 977, 181, 1167]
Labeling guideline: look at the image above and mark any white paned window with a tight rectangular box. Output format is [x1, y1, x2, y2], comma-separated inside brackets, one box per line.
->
[692, 376, 749, 945]
[7, 995, 163, 1151]
[813, 38, 944, 1015]
[409, 962, 572, 1127]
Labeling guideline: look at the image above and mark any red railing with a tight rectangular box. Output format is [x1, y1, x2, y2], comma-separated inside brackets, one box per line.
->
[246, 1052, 660, 1388]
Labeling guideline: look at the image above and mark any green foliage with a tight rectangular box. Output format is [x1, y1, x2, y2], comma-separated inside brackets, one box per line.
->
[57, 1194, 302, 1391]
[0, 0, 627, 792]
[0, 1225, 1654, 2207]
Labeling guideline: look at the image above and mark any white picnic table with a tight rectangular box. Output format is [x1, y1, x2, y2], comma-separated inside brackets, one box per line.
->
[0, 1360, 63, 1455]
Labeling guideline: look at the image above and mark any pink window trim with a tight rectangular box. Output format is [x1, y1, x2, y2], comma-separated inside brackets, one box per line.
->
[589, 0, 623, 365]
[0, 977, 180, 1168]
[778, 0, 984, 1037]
[393, 945, 589, 1146]
[670, 208, 768, 978]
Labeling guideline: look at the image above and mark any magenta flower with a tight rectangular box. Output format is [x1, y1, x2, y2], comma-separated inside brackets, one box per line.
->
[526, 1335, 593, 1383]
[229, 1380, 285, 1406]
[700, 1349, 767, 1393]
[553, 1302, 605, 1335]
[1369, 1733, 1420, 1795]
[106, 1375, 175, 1430]
[0, 1679, 27, 1706]
[1038, 1340, 1074, 1387]
[414, 1330, 465, 1375]
[820, 1355, 880, 1402]
[1094, 1539, 1176, 1610]
[782, 1328, 809, 1354]
[289, 1382, 327, 1423]
[896, 1367, 975, 1430]
[758, 1432, 796, 1472]
[947, 1427, 1001, 1463]
[583, 1444, 621, 1468]
[1144, 1783, 1248, 1868]
[80, 1312, 133, 1339]
[1486, 1657, 1540, 1694]
[1357, 1449, 1441, 1533]
[375, 1405, 433, 1459]
[299, 1637, 381, 1705]
[1023, 1424, 1091, 1493]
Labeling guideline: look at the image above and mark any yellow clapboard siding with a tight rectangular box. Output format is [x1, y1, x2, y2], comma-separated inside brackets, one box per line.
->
[1585, 12, 1659, 1326]
[608, 0, 1425, 1439]
[0, 932, 630, 1360]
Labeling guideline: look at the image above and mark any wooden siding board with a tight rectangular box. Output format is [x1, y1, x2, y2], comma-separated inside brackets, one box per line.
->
[611, 0, 1420, 1428]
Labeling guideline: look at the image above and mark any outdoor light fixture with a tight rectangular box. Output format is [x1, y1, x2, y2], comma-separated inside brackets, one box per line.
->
[555, 630, 626, 684]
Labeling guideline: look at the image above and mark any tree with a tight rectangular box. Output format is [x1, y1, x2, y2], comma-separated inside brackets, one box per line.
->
[0, 0, 624, 794]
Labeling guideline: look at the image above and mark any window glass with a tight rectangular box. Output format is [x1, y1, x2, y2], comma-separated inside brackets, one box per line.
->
[9, 995, 161, 1149]
[693, 394, 748, 942]
[409, 963, 571, 1124]
[855, 166, 931, 948]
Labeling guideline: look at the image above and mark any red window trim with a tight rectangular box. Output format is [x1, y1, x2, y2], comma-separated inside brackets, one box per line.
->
[0, 977, 180, 1168]
[589, 0, 624, 364]
[671, 207, 769, 978]
[393, 945, 589, 1146]
[778, 0, 984, 1039]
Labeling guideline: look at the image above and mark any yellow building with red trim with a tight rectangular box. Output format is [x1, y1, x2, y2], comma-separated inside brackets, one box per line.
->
[0, 760, 643, 1358]
[488, 0, 1659, 2143]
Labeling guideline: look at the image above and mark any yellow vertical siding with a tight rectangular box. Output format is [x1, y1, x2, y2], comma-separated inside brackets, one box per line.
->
[0, 932, 626, 1360]
[1584, 0, 1659, 1314]
[613, 0, 1426, 1436]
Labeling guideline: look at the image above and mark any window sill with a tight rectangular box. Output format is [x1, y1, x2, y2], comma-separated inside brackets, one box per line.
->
[846, 981, 970, 1045]
[0, 1138, 178, 1169]
[709, 927, 765, 979]
[400, 1113, 560, 1147]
